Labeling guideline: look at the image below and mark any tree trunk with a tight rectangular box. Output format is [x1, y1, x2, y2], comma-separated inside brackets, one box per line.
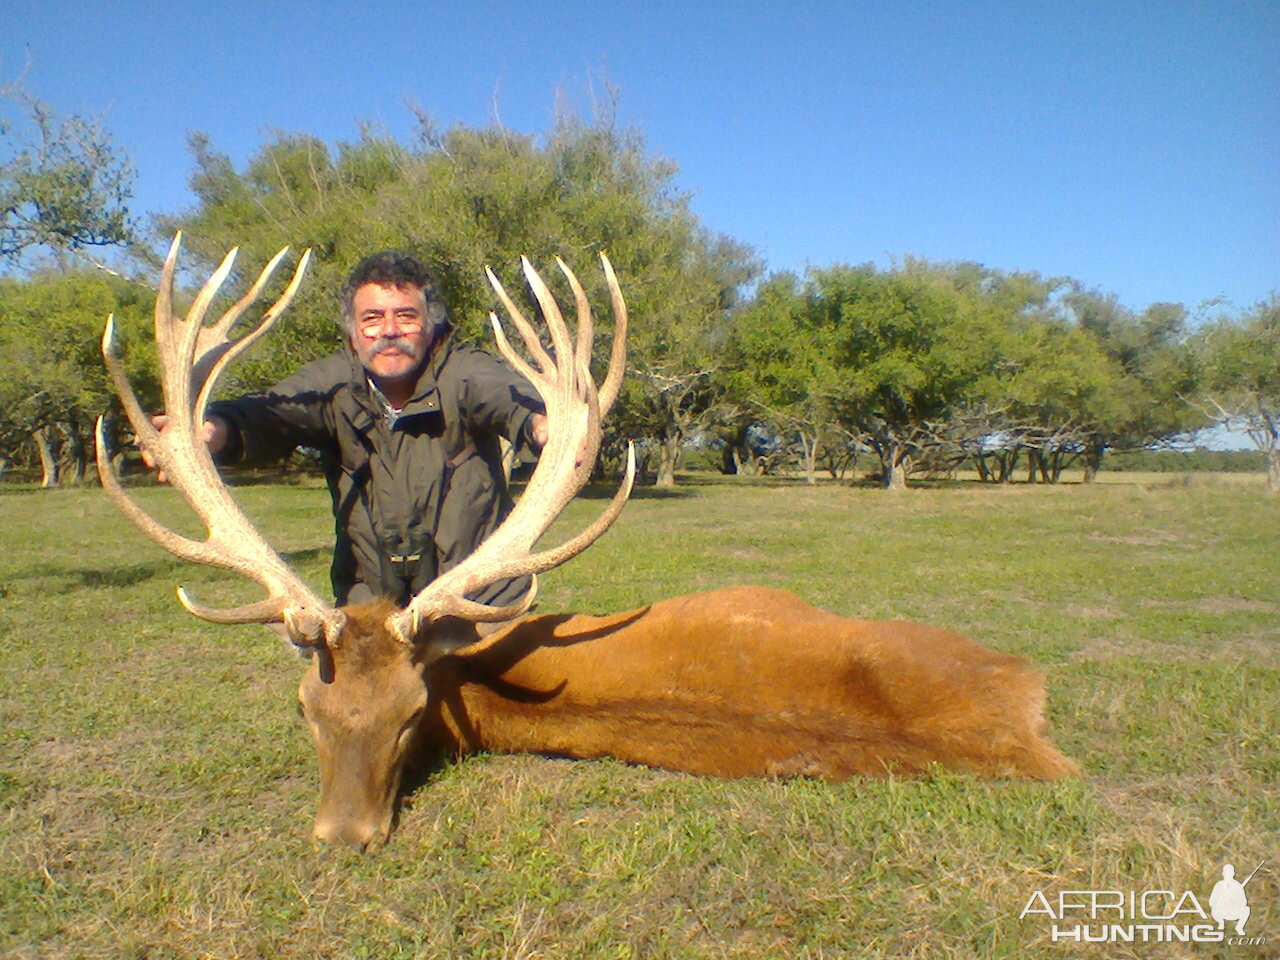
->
[34, 426, 60, 488]
[800, 431, 818, 485]
[885, 459, 908, 490]
[996, 447, 1019, 483]
[1082, 436, 1105, 483]
[655, 431, 681, 488]
[1268, 447, 1279, 494]
[1027, 448, 1056, 484]
[879, 445, 908, 490]
[1045, 450, 1064, 484]
[60, 421, 87, 485]
[720, 443, 741, 475]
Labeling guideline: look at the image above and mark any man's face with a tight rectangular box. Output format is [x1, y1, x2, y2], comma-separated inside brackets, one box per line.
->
[349, 282, 433, 386]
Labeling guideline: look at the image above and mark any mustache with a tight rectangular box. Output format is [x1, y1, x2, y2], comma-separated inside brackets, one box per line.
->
[368, 335, 417, 356]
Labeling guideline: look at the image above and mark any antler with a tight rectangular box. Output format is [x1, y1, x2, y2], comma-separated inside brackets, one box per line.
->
[387, 253, 635, 644]
[95, 233, 345, 646]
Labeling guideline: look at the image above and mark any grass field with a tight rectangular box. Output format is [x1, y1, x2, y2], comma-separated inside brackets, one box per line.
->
[0, 472, 1276, 959]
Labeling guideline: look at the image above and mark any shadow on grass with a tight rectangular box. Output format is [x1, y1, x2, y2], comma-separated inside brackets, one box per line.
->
[14, 546, 333, 596]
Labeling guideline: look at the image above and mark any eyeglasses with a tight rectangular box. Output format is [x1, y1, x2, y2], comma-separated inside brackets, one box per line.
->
[356, 310, 425, 337]
[354, 298, 445, 337]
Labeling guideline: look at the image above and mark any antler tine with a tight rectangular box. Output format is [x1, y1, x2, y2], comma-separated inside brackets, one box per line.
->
[205, 245, 292, 342]
[558, 256, 594, 381]
[484, 264, 555, 377]
[486, 308, 542, 394]
[95, 414, 222, 566]
[192, 248, 312, 423]
[521, 256, 580, 398]
[386, 256, 633, 645]
[156, 239, 239, 427]
[96, 236, 343, 647]
[597, 252, 628, 415]
[101, 313, 161, 452]
[153, 233, 181, 367]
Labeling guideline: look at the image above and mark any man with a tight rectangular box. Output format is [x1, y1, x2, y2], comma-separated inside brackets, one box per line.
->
[153, 251, 547, 608]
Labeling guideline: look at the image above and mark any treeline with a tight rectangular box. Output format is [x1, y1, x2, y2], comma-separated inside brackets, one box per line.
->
[2, 95, 1277, 491]
[1104, 448, 1265, 473]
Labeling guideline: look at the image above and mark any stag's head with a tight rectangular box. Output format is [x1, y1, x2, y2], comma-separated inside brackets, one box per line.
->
[97, 236, 632, 850]
[294, 601, 428, 849]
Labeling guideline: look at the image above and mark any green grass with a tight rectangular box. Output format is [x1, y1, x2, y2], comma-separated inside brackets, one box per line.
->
[0, 472, 1276, 959]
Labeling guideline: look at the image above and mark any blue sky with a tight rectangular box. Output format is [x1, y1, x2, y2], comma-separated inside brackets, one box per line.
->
[3, 0, 1277, 317]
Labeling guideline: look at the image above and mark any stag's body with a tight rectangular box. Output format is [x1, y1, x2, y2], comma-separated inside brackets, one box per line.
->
[316, 585, 1075, 823]
[437, 586, 1076, 780]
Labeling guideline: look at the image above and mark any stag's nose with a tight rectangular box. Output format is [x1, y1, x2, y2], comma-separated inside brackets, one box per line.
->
[312, 816, 388, 852]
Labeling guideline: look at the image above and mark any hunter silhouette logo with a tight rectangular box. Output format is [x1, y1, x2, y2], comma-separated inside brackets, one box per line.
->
[1210, 862, 1263, 937]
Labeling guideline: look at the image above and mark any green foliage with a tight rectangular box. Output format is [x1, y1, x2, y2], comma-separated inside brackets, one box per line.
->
[820, 263, 1003, 419]
[725, 272, 848, 480]
[0, 271, 156, 473]
[728, 261, 1069, 487]
[1061, 289, 1206, 471]
[156, 114, 760, 458]
[0, 83, 135, 262]
[725, 262, 1227, 487]
[1195, 294, 1280, 490]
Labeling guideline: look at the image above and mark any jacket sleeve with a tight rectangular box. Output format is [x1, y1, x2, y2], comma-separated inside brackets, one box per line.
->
[455, 346, 546, 450]
[207, 354, 345, 466]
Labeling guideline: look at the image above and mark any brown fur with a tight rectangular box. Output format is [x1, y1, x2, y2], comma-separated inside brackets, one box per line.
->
[299, 587, 1077, 848]
[426, 586, 1078, 780]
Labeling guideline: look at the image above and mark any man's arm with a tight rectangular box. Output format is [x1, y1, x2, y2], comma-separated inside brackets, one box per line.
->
[455, 346, 549, 451]
[206, 354, 349, 466]
[141, 354, 345, 481]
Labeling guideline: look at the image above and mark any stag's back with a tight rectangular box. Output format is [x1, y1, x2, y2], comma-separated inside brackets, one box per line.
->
[424, 586, 1078, 781]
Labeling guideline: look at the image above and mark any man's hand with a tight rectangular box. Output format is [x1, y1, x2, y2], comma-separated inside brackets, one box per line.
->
[528, 412, 598, 470]
[530, 412, 549, 449]
[142, 414, 229, 483]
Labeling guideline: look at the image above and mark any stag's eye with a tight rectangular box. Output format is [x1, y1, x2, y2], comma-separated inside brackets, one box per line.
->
[396, 707, 426, 748]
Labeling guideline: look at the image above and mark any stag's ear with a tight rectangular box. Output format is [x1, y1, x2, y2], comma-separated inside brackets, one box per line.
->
[262, 621, 316, 659]
[417, 616, 484, 662]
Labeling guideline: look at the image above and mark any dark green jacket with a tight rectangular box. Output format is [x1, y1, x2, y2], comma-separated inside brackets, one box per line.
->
[211, 337, 543, 606]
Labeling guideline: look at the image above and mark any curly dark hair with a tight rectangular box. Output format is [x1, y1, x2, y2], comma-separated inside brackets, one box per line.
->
[340, 251, 451, 333]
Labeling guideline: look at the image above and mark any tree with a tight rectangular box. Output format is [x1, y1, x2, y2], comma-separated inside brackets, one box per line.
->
[727, 262, 1074, 489]
[815, 261, 1011, 489]
[726, 272, 841, 483]
[961, 306, 1118, 484]
[0, 78, 140, 484]
[1062, 289, 1205, 479]
[1, 80, 135, 263]
[154, 109, 759, 483]
[0, 271, 156, 484]
[1194, 295, 1280, 492]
